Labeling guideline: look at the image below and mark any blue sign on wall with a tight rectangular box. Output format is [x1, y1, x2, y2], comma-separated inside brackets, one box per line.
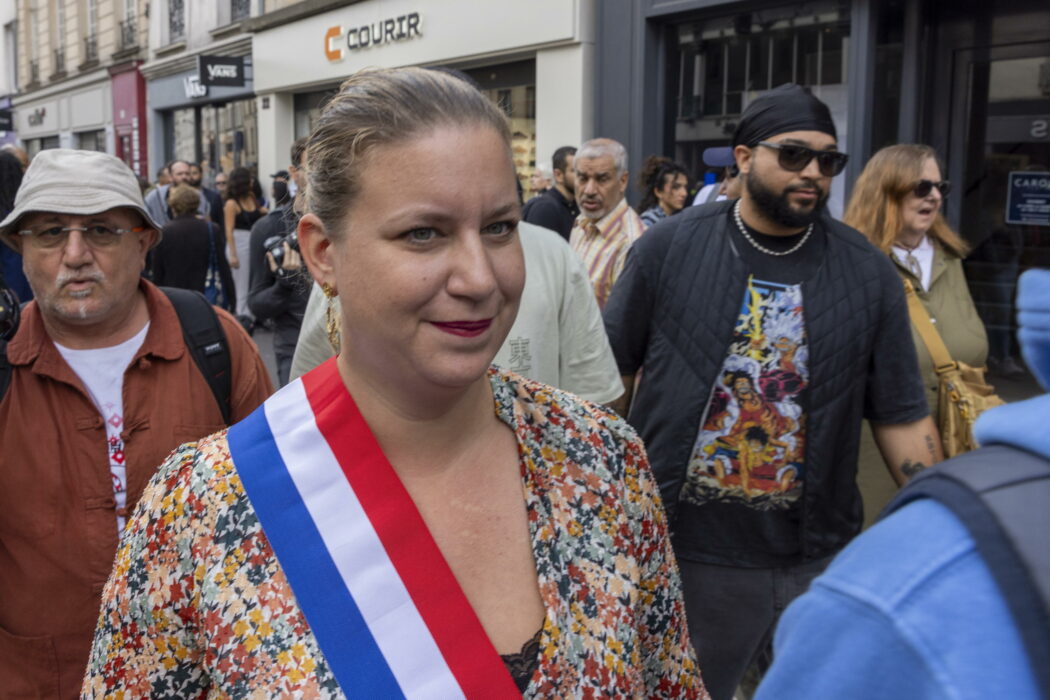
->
[1006, 171, 1050, 226]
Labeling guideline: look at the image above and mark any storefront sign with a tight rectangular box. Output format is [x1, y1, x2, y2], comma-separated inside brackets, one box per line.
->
[27, 107, 46, 127]
[1006, 171, 1050, 226]
[198, 55, 246, 88]
[325, 12, 422, 61]
[183, 75, 208, 99]
[0, 109, 11, 131]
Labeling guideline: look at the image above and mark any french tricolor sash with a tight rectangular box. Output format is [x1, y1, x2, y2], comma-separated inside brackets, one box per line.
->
[227, 358, 520, 698]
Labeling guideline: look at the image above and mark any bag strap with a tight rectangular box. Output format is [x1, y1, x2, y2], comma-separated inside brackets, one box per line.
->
[0, 292, 232, 421]
[881, 444, 1050, 696]
[903, 278, 956, 373]
[161, 286, 232, 425]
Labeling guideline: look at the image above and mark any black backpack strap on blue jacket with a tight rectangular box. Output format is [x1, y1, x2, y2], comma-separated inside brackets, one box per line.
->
[160, 287, 232, 425]
[881, 444, 1050, 696]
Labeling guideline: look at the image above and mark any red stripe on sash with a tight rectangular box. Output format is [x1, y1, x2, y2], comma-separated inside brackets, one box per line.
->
[302, 360, 520, 698]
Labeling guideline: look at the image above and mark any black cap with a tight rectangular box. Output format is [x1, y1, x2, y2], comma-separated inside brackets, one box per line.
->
[732, 84, 837, 147]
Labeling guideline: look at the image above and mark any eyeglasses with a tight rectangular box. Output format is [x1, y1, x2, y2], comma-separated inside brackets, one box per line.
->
[756, 141, 850, 177]
[912, 179, 951, 198]
[16, 225, 145, 250]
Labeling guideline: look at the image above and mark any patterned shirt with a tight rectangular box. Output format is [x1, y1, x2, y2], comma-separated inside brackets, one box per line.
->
[569, 198, 646, 309]
[640, 205, 668, 229]
[83, 368, 707, 699]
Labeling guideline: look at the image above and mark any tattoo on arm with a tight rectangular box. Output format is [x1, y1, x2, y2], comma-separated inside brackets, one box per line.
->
[901, 459, 927, 479]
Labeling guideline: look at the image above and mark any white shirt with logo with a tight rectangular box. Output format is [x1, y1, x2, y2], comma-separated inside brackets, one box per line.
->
[55, 323, 150, 533]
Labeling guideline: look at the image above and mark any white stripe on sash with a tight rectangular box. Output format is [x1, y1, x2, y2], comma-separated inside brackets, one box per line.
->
[264, 380, 466, 699]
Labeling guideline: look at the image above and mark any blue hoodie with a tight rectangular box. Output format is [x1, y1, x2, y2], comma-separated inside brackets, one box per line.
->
[755, 270, 1049, 700]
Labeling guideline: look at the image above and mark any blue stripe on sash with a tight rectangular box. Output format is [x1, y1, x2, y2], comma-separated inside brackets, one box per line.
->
[227, 407, 405, 698]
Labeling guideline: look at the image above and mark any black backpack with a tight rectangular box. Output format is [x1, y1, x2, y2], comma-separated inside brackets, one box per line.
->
[882, 444, 1050, 696]
[0, 287, 232, 424]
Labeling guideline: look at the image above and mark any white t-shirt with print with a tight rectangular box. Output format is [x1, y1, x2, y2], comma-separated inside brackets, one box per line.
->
[55, 323, 150, 533]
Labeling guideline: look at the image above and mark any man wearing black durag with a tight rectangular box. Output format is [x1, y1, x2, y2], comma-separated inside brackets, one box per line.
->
[604, 84, 941, 700]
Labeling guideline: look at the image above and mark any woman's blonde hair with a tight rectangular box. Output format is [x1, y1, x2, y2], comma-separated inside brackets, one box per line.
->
[168, 184, 200, 217]
[844, 144, 968, 257]
[306, 67, 512, 237]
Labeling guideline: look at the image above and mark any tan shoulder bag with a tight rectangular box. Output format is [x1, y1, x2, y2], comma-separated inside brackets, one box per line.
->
[903, 278, 1004, 457]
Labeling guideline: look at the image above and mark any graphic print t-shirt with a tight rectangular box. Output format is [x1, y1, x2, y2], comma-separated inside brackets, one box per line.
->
[683, 276, 808, 502]
[679, 210, 825, 564]
[56, 323, 149, 534]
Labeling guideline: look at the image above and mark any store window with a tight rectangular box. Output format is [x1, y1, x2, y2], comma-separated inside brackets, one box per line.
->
[201, 97, 259, 183]
[165, 98, 259, 185]
[76, 129, 106, 152]
[669, 2, 850, 180]
[170, 107, 196, 162]
[293, 89, 337, 140]
[459, 59, 537, 199]
[957, 45, 1050, 392]
[25, 135, 60, 159]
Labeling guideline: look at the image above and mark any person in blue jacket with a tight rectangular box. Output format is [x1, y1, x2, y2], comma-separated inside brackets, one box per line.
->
[755, 268, 1050, 700]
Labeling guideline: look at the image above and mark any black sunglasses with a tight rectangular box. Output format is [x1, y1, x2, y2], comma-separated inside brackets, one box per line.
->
[913, 179, 951, 198]
[756, 141, 850, 177]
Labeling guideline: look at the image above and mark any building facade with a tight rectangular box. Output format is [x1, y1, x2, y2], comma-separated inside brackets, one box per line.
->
[0, 2, 19, 148]
[12, 0, 150, 176]
[140, 0, 260, 187]
[595, 0, 1050, 389]
[247, 0, 596, 198]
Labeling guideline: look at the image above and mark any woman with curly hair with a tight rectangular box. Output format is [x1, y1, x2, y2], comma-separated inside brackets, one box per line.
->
[637, 156, 690, 229]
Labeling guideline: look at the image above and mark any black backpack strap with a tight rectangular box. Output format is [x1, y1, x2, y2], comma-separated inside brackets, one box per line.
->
[161, 287, 232, 425]
[882, 444, 1050, 695]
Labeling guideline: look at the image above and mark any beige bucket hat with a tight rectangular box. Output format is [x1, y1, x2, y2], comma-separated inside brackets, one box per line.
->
[0, 148, 163, 250]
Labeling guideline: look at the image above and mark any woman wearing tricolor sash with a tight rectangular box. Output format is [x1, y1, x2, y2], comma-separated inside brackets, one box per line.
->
[82, 68, 708, 699]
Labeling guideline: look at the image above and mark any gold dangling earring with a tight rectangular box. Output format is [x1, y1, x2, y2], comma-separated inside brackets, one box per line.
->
[322, 282, 341, 354]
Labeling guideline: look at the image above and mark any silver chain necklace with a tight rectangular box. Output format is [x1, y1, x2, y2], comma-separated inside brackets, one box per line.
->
[733, 200, 813, 257]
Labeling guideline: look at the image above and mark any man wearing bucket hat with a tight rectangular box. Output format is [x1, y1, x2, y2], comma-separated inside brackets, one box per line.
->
[0, 149, 272, 697]
[604, 84, 941, 699]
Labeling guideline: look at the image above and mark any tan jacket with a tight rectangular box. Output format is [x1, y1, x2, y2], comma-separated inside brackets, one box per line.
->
[893, 243, 989, 421]
[0, 280, 273, 698]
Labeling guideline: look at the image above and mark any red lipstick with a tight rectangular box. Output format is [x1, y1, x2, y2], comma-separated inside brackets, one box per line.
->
[431, 319, 493, 337]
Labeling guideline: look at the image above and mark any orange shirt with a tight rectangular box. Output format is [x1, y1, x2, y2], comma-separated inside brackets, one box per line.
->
[0, 280, 272, 698]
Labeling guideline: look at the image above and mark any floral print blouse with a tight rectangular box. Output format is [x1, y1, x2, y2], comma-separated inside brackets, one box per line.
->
[82, 368, 707, 699]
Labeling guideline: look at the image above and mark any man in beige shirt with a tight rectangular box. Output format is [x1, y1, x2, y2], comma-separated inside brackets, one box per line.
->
[568, 138, 645, 309]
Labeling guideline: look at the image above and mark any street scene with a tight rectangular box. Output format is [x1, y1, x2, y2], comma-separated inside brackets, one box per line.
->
[0, 1, 1048, 698]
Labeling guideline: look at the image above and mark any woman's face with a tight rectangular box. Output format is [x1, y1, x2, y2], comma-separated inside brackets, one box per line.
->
[312, 125, 524, 392]
[657, 172, 689, 213]
[899, 158, 944, 240]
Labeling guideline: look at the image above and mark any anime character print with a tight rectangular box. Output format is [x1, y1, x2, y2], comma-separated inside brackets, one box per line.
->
[682, 277, 808, 511]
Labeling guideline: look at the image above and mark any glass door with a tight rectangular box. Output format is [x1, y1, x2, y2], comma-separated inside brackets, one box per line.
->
[950, 41, 1050, 396]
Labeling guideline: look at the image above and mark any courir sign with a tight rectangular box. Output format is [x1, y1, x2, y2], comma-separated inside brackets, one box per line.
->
[324, 12, 422, 62]
[197, 55, 246, 88]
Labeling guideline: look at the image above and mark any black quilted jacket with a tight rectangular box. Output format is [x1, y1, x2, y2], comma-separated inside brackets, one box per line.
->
[604, 200, 929, 565]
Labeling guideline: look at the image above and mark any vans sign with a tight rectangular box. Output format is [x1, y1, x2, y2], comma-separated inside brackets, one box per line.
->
[197, 55, 246, 88]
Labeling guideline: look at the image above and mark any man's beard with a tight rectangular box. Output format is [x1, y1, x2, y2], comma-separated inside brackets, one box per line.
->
[746, 170, 828, 229]
[189, 177, 202, 188]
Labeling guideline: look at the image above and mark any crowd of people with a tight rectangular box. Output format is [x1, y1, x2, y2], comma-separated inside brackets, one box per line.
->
[0, 69, 1046, 700]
